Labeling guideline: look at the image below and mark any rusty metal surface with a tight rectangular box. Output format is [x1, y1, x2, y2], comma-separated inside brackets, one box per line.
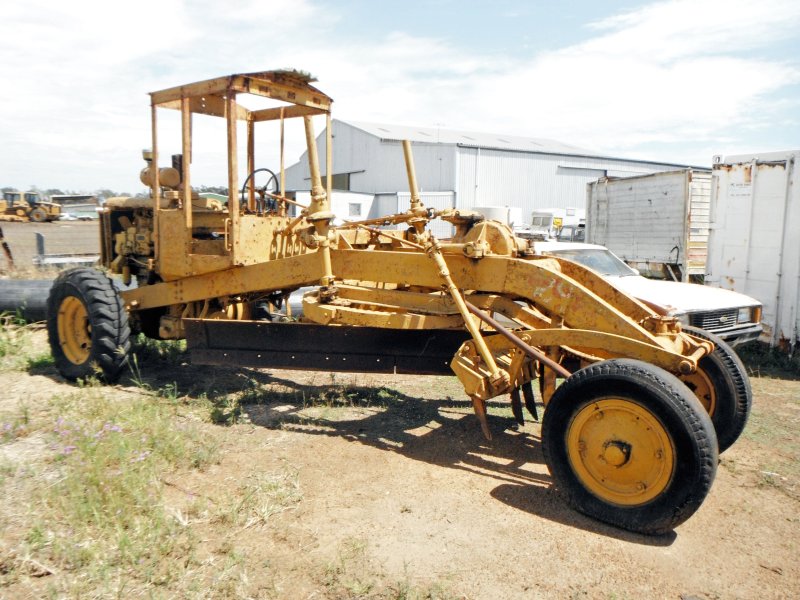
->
[464, 300, 571, 379]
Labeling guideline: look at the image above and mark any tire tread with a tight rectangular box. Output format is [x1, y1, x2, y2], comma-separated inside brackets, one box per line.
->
[46, 267, 131, 382]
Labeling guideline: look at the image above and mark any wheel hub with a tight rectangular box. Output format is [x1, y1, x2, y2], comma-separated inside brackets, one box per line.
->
[681, 367, 717, 415]
[567, 399, 676, 506]
[57, 296, 92, 365]
[602, 440, 631, 467]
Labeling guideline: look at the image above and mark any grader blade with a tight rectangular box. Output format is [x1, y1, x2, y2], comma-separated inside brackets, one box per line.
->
[184, 318, 470, 374]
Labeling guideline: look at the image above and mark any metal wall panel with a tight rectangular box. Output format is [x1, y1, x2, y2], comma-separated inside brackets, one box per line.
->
[455, 147, 684, 223]
[285, 122, 457, 194]
[294, 190, 375, 223]
[586, 170, 713, 279]
[706, 152, 800, 347]
[285, 121, 702, 237]
[369, 193, 398, 219]
[588, 171, 687, 263]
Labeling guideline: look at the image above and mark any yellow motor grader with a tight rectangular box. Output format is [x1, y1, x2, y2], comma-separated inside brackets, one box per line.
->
[46, 70, 750, 535]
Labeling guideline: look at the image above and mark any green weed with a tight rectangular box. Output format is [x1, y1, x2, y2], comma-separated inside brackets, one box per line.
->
[737, 341, 800, 379]
[0, 314, 38, 371]
[6, 387, 221, 592]
[26, 352, 54, 371]
[132, 334, 187, 365]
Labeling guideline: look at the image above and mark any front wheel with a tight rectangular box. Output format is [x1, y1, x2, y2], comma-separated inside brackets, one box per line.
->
[29, 207, 48, 222]
[47, 268, 131, 382]
[542, 359, 718, 535]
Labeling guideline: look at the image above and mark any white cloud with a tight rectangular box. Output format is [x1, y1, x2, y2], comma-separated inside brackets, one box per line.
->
[456, 0, 800, 162]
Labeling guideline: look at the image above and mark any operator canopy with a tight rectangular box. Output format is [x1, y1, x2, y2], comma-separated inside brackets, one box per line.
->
[149, 69, 332, 121]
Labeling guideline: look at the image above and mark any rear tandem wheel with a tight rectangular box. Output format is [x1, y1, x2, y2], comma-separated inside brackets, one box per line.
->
[541, 359, 718, 535]
[678, 325, 752, 453]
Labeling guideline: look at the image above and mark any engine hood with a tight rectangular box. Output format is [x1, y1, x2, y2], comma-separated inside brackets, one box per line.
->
[606, 276, 761, 314]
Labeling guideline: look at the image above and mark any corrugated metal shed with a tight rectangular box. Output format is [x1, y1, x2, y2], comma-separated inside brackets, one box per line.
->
[284, 119, 704, 224]
[344, 121, 599, 157]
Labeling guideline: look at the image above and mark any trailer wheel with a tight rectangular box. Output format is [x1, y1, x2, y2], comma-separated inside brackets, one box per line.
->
[678, 325, 752, 452]
[542, 359, 717, 535]
[29, 207, 48, 222]
[47, 268, 131, 382]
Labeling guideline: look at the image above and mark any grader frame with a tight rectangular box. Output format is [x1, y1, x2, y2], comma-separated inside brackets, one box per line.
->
[47, 70, 751, 535]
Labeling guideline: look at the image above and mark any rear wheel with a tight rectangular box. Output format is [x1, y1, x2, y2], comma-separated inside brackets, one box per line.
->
[678, 325, 752, 452]
[47, 268, 131, 382]
[542, 359, 718, 535]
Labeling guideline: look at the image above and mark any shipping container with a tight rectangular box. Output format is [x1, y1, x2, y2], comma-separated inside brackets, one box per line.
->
[586, 169, 711, 281]
[705, 151, 800, 349]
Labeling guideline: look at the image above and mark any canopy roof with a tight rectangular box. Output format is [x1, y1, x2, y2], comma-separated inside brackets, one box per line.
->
[149, 69, 332, 122]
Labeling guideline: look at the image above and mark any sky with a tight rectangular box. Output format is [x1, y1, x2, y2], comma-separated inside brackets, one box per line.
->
[1, 0, 798, 194]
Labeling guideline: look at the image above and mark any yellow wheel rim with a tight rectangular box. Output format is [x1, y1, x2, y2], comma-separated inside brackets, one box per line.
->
[680, 368, 717, 416]
[566, 398, 675, 506]
[57, 296, 91, 365]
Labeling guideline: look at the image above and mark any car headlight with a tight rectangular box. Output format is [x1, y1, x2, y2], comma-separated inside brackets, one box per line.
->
[737, 307, 752, 324]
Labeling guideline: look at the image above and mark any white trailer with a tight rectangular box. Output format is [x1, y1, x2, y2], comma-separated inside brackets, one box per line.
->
[527, 207, 584, 240]
[586, 169, 711, 282]
[705, 151, 800, 350]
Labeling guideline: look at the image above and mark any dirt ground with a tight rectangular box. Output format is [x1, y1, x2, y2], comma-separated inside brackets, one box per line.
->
[0, 220, 100, 270]
[1, 330, 798, 599]
[1, 223, 799, 598]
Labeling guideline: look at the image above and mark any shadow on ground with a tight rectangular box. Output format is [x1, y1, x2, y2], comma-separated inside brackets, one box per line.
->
[37, 342, 675, 546]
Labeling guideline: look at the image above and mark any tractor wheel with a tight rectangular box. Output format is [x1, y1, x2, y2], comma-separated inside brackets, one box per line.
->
[29, 207, 48, 222]
[678, 325, 752, 453]
[47, 268, 131, 382]
[541, 359, 718, 535]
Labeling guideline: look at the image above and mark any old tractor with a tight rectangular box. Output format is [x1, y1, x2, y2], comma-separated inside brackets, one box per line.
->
[46, 70, 750, 535]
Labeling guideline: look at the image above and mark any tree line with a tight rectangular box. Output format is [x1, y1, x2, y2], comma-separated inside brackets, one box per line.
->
[1, 185, 229, 200]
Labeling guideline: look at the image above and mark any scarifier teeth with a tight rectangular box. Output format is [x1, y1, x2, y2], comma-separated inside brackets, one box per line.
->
[470, 395, 492, 441]
[510, 387, 524, 426]
[522, 381, 539, 421]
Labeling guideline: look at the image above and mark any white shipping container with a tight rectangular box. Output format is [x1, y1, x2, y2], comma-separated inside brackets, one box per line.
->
[586, 169, 711, 281]
[706, 151, 800, 349]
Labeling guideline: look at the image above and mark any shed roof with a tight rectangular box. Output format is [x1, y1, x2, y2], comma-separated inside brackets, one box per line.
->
[340, 120, 600, 157]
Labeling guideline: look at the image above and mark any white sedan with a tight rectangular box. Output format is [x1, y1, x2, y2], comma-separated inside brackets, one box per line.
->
[535, 241, 762, 346]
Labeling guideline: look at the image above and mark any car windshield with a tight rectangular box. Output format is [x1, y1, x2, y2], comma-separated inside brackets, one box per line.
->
[547, 248, 638, 277]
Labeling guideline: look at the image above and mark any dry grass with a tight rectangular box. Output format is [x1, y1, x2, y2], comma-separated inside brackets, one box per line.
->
[0, 323, 461, 598]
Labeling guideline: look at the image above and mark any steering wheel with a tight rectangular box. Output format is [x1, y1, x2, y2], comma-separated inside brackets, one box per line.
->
[240, 168, 280, 213]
